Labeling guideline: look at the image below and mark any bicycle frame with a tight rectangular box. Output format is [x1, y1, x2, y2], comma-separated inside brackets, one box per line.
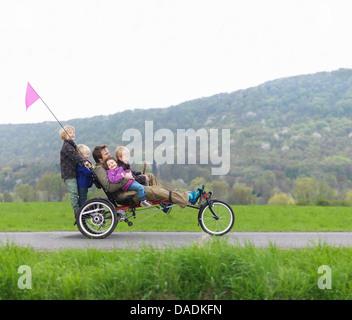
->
[114, 199, 178, 227]
[107, 186, 220, 228]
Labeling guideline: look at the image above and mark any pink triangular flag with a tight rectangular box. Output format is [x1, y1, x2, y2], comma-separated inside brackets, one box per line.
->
[25, 82, 40, 110]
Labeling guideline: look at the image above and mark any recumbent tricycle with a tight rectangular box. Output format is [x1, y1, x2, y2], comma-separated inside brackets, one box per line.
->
[75, 170, 235, 239]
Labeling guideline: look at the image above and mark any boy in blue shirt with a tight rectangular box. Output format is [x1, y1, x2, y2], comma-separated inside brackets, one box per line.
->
[76, 144, 93, 207]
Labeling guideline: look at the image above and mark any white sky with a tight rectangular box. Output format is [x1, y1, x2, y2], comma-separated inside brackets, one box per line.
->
[1, 0, 352, 124]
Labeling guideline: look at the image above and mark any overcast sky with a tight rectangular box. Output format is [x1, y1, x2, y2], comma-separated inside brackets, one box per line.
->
[1, 0, 352, 124]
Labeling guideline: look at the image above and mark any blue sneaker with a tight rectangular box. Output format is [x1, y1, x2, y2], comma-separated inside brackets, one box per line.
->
[189, 185, 204, 205]
[160, 202, 172, 214]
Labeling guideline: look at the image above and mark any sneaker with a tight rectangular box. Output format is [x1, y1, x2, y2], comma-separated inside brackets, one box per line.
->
[140, 200, 152, 207]
[189, 185, 205, 205]
[160, 202, 172, 214]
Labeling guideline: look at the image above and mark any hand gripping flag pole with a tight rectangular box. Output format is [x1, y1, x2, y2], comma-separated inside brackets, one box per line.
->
[25, 82, 76, 146]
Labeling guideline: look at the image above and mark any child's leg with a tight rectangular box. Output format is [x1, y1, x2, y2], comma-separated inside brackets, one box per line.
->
[127, 181, 147, 201]
[78, 187, 88, 207]
[64, 178, 80, 212]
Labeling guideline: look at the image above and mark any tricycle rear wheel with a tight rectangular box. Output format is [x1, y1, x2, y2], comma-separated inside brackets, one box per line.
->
[76, 198, 118, 239]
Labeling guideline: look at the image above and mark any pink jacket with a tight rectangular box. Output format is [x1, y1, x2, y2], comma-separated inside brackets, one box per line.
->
[107, 167, 134, 191]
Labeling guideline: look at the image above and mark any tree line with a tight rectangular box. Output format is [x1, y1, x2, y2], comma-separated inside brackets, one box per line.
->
[2, 69, 352, 204]
[2, 170, 352, 207]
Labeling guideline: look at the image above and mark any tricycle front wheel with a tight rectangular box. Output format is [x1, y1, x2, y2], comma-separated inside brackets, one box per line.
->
[198, 200, 234, 236]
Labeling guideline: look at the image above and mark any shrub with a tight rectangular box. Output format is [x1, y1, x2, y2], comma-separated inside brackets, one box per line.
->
[268, 192, 295, 206]
[315, 197, 331, 206]
[345, 190, 352, 206]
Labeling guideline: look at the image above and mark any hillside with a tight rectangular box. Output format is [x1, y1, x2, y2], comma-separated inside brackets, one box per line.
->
[2, 68, 352, 199]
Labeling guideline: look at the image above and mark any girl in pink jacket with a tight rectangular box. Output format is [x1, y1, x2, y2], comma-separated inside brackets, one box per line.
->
[103, 156, 152, 207]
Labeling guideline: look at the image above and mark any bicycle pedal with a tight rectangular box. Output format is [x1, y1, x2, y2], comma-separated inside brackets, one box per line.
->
[124, 218, 133, 227]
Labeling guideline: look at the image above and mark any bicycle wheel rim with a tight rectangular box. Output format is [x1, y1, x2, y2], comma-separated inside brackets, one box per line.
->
[78, 201, 116, 238]
[199, 201, 234, 235]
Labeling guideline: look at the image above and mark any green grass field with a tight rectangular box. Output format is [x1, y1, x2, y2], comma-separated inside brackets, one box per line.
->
[1, 202, 352, 300]
[0, 239, 350, 300]
[1, 202, 352, 232]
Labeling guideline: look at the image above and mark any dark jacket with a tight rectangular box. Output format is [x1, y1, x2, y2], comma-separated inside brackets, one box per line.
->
[117, 159, 146, 185]
[60, 139, 86, 179]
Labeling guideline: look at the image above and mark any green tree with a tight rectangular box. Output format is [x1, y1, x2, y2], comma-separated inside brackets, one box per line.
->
[293, 177, 319, 205]
[3, 191, 13, 202]
[207, 181, 229, 199]
[37, 173, 67, 202]
[37, 173, 56, 201]
[317, 181, 337, 202]
[189, 177, 206, 191]
[253, 170, 276, 203]
[228, 185, 256, 205]
[345, 190, 352, 205]
[52, 174, 67, 201]
[14, 184, 38, 202]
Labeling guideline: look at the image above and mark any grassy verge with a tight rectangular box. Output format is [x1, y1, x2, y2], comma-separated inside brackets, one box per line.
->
[1, 202, 352, 232]
[0, 239, 349, 300]
[1, 203, 351, 300]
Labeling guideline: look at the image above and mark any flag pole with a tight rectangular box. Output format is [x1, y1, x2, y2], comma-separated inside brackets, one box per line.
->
[39, 97, 67, 133]
[26, 83, 76, 147]
[39, 97, 77, 147]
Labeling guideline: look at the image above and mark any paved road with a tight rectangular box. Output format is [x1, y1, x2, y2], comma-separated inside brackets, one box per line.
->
[1, 231, 352, 250]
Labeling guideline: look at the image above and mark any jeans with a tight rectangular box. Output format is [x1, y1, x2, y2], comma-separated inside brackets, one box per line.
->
[64, 178, 79, 212]
[127, 181, 146, 201]
[78, 187, 88, 207]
